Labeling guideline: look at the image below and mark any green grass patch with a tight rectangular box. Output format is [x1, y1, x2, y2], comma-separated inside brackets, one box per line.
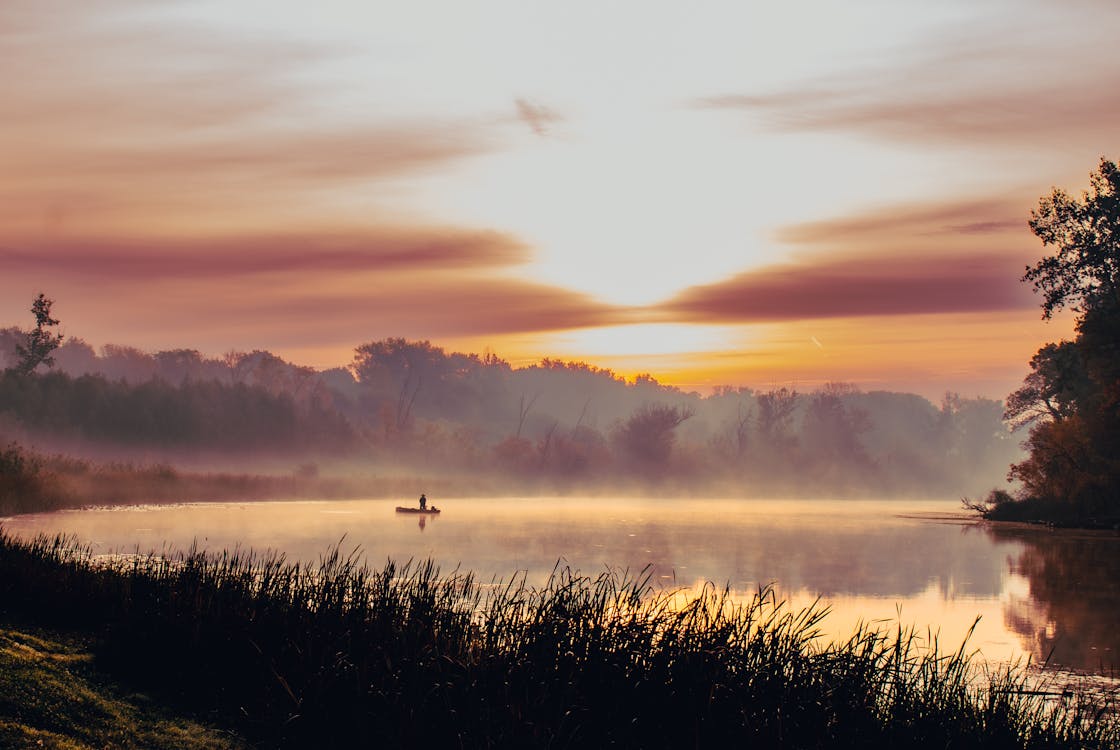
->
[0, 624, 247, 750]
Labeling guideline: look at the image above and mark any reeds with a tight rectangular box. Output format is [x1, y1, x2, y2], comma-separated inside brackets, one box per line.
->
[0, 528, 1115, 749]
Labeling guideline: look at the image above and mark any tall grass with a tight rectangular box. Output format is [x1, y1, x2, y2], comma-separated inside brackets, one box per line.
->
[0, 528, 1115, 749]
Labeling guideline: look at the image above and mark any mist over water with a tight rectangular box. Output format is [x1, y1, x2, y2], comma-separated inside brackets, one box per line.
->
[6, 496, 1117, 677]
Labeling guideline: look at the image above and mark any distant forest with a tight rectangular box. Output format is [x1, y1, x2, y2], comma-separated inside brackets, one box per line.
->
[0, 330, 1019, 497]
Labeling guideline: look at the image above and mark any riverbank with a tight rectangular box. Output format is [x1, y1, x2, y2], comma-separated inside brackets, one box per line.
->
[964, 490, 1120, 530]
[0, 441, 479, 517]
[987, 505, 1120, 531]
[1, 529, 1116, 749]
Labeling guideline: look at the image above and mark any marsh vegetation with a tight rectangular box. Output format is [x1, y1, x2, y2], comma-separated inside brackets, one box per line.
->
[1, 530, 1115, 748]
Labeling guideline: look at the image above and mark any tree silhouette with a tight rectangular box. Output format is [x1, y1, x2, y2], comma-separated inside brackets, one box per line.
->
[1002, 342, 1086, 429]
[1002, 158, 1120, 519]
[1025, 158, 1120, 319]
[13, 293, 64, 376]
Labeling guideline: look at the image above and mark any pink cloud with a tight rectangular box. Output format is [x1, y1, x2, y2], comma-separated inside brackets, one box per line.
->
[776, 197, 1029, 246]
[662, 250, 1035, 323]
[1, 229, 529, 280]
[658, 194, 1042, 323]
[698, 8, 1120, 149]
[0, 0, 498, 243]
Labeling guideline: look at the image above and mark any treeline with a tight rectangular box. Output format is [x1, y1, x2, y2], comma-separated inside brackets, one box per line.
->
[331, 338, 1017, 496]
[1, 329, 1018, 498]
[0, 369, 355, 454]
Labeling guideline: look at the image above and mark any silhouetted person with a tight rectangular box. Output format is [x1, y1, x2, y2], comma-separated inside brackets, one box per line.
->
[419, 493, 427, 510]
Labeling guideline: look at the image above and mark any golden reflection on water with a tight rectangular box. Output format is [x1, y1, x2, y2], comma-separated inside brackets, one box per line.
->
[667, 576, 1031, 669]
[3, 496, 1118, 677]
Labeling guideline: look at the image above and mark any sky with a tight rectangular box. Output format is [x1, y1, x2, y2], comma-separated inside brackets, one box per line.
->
[2, 0, 1116, 399]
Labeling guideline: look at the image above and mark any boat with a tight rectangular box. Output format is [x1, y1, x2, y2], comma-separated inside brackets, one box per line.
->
[395, 506, 441, 514]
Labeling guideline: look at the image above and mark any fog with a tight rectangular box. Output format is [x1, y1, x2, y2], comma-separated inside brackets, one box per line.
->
[0, 331, 1022, 500]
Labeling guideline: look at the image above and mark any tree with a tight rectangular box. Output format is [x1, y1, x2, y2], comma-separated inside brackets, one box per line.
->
[755, 387, 798, 443]
[615, 403, 694, 468]
[1002, 159, 1120, 517]
[1025, 158, 1120, 320]
[12, 294, 64, 375]
[753, 387, 799, 466]
[1002, 342, 1087, 429]
[802, 385, 870, 460]
[352, 339, 445, 431]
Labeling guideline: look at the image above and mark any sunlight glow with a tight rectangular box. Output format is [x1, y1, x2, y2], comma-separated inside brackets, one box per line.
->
[2, 0, 1112, 398]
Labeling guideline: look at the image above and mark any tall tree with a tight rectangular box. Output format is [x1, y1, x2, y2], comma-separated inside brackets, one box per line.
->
[13, 294, 64, 375]
[1005, 159, 1120, 516]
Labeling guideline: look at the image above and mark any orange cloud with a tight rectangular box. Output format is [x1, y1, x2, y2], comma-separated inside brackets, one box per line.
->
[577, 311, 1073, 401]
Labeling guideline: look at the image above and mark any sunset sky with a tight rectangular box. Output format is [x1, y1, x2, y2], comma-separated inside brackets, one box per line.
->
[3, 0, 1116, 399]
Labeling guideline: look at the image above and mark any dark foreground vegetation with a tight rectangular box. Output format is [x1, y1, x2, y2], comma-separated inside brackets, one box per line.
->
[1, 531, 1115, 749]
[966, 489, 1120, 530]
[0, 624, 245, 749]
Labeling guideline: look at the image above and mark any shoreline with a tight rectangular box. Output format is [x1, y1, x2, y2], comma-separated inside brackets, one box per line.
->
[2, 529, 1117, 748]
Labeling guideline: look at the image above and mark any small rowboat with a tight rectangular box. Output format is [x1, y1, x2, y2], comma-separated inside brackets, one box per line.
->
[395, 506, 440, 514]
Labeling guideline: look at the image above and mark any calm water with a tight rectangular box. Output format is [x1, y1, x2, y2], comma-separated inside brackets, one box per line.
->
[3, 497, 1118, 678]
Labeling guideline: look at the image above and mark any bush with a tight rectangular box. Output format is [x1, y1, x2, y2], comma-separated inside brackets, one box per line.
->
[0, 442, 65, 515]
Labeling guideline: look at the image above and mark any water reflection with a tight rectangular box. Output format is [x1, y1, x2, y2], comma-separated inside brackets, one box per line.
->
[3, 497, 1117, 676]
[984, 524, 1120, 674]
[1, 498, 1011, 598]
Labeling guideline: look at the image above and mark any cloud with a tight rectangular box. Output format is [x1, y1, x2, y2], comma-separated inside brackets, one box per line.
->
[656, 192, 1043, 324]
[776, 196, 1030, 247]
[514, 98, 563, 137]
[0, 0, 497, 241]
[6, 126, 492, 192]
[698, 6, 1120, 149]
[660, 249, 1035, 324]
[0, 0, 619, 352]
[262, 277, 633, 340]
[1, 229, 529, 280]
[26, 272, 632, 353]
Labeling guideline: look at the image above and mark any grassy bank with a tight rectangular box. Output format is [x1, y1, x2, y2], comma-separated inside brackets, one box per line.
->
[0, 624, 247, 749]
[0, 441, 471, 517]
[1, 530, 1116, 748]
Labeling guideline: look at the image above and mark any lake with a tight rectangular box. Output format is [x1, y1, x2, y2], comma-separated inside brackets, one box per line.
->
[3, 496, 1118, 680]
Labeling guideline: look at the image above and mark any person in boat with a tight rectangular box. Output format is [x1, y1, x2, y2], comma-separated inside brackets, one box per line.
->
[419, 493, 427, 510]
